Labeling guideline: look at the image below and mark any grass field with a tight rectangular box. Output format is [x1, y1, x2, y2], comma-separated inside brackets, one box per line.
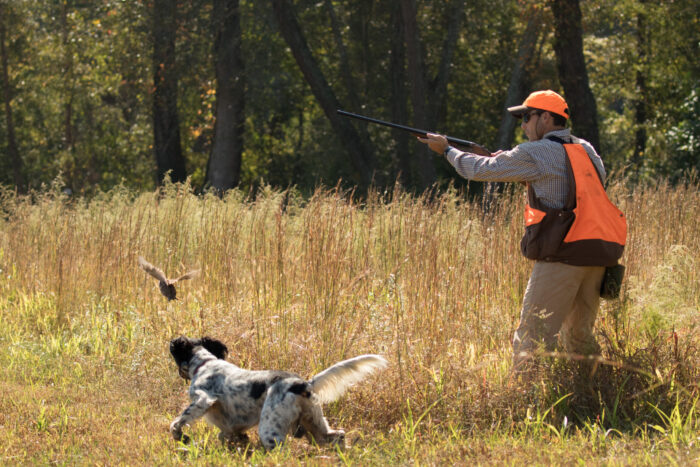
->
[0, 180, 698, 465]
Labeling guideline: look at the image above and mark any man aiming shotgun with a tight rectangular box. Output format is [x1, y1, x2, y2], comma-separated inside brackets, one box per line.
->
[407, 90, 625, 371]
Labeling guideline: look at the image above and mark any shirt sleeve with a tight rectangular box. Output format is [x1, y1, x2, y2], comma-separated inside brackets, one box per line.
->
[583, 144, 607, 182]
[444, 146, 542, 183]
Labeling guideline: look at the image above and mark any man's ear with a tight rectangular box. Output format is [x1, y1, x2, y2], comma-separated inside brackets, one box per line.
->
[543, 111, 557, 127]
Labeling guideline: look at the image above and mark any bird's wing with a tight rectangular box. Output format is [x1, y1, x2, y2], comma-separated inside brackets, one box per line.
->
[138, 256, 168, 282]
[171, 269, 200, 283]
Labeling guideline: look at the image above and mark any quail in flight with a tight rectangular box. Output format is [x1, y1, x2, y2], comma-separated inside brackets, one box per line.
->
[138, 256, 200, 301]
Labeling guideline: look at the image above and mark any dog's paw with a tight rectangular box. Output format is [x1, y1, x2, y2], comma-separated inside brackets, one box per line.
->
[327, 430, 345, 448]
[170, 420, 189, 443]
[172, 429, 191, 444]
[219, 431, 250, 448]
[293, 424, 307, 438]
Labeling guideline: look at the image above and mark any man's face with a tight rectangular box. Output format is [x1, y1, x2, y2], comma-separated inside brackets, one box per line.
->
[521, 110, 543, 141]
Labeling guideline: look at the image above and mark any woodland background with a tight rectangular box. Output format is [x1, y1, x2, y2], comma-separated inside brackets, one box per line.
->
[0, 0, 697, 196]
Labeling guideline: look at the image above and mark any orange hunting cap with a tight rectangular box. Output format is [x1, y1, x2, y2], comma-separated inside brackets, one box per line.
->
[507, 90, 569, 119]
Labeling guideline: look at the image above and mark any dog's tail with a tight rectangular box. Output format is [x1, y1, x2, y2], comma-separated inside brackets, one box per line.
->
[309, 355, 388, 404]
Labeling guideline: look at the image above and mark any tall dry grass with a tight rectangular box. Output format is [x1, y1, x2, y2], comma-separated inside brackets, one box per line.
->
[0, 179, 697, 463]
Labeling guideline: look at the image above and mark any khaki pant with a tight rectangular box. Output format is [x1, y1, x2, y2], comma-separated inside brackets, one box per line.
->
[513, 261, 605, 367]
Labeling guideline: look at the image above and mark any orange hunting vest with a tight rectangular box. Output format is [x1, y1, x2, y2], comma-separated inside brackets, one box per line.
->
[520, 137, 627, 266]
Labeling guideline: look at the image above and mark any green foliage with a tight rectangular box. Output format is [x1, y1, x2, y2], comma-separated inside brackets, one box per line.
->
[0, 1, 154, 193]
[648, 397, 699, 449]
[0, 0, 697, 194]
[584, 0, 699, 173]
[666, 87, 700, 181]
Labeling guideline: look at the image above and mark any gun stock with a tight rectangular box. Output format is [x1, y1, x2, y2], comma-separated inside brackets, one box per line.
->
[337, 109, 491, 157]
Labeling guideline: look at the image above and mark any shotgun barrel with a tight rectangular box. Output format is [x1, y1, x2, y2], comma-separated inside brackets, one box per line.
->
[337, 109, 491, 157]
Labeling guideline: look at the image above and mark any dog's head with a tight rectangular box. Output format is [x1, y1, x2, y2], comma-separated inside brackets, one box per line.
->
[169, 336, 229, 380]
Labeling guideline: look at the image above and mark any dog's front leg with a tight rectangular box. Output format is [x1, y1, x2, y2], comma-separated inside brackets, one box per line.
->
[170, 390, 217, 442]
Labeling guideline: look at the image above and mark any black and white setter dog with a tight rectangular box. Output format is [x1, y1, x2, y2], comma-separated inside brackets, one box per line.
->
[168, 336, 387, 450]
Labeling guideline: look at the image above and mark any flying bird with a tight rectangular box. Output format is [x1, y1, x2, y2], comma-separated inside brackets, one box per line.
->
[138, 256, 199, 301]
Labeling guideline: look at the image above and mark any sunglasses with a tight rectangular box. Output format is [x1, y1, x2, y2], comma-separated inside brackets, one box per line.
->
[523, 111, 542, 123]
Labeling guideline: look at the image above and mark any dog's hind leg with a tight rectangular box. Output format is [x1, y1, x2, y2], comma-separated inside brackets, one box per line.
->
[258, 380, 304, 449]
[170, 389, 217, 442]
[298, 400, 345, 447]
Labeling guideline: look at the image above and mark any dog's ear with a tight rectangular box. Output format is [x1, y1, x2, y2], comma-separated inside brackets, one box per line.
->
[169, 336, 195, 365]
[199, 336, 228, 360]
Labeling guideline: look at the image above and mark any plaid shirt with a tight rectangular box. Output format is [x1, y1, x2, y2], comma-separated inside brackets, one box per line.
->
[444, 129, 606, 209]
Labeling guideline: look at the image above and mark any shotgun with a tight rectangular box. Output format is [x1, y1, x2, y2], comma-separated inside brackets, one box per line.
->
[337, 109, 492, 157]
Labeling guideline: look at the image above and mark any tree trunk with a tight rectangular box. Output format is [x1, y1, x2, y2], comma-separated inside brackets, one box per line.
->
[324, 0, 374, 156]
[271, 0, 377, 188]
[152, 0, 186, 184]
[0, 4, 24, 192]
[632, 3, 648, 170]
[325, 0, 358, 106]
[60, 2, 74, 151]
[496, 7, 544, 150]
[389, 2, 411, 186]
[206, 0, 245, 192]
[431, 0, 465, 128]
[400, 0, 436, 190]
[548, 0, 600, 151]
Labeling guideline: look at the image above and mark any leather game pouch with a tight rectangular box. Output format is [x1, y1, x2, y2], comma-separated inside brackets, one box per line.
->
[600, 263, 625, 299]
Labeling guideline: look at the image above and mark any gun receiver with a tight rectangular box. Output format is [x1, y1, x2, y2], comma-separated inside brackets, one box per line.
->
[337, 109, 491, 157]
